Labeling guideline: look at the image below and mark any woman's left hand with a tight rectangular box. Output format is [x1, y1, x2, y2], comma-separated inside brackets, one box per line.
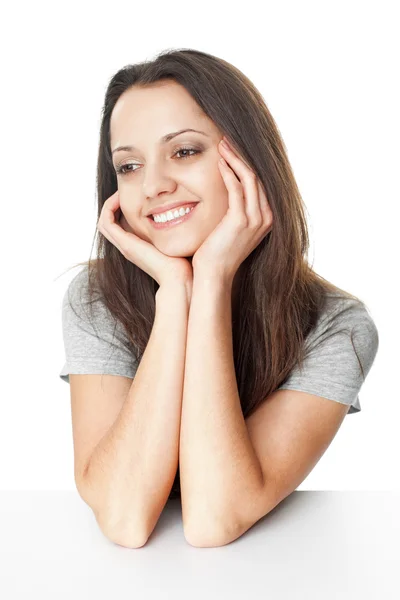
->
[192, 136, 273, 284]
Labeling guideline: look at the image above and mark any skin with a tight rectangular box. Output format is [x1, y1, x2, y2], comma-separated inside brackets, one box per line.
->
[109, 79, 244, 307]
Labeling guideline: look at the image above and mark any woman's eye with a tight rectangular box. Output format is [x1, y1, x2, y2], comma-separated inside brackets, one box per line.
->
[174, 147, 199, 159]
[115, 147, 200, 176]
[116, 163, 137, 175]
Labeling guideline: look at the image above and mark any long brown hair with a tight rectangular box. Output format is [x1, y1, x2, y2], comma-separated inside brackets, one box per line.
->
[60, 48, 367, 499]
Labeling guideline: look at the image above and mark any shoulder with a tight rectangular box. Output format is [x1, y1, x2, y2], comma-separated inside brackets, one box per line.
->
[277, 291, 379, 412]
[61, 264, 135, 351]
[307, 292, 379, 373]
[62, 265, 93, 307]
[318, 292, 378, 338]
[59, 264, 138, 382]
[61, 265, 116, 333]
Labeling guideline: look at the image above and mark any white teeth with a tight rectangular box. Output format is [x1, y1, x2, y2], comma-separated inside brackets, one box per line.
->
[153, 205, 195, 223]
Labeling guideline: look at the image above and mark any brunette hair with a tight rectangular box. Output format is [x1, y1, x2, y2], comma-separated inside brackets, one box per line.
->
[61, 48, 367, 500]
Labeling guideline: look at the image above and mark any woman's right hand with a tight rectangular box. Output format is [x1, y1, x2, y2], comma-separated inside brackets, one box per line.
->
[97, 191, 193, 294]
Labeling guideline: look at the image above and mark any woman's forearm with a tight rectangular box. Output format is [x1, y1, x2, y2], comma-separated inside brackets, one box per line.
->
[81, 282, 190, 547]
[179, 275, 263, 545]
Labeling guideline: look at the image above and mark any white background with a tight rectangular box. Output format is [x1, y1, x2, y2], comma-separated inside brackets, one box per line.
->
[1, 0, 398, 492]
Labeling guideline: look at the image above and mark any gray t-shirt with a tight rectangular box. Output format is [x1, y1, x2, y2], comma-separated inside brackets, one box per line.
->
[59, 267, 379, 414]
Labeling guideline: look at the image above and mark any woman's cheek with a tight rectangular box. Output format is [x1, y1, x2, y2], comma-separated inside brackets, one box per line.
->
[119, 212, 135, 233]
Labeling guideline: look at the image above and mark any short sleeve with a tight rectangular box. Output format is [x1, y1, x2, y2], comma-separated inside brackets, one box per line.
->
[276, 296, 379, 414]
[59, 267, 139, 384]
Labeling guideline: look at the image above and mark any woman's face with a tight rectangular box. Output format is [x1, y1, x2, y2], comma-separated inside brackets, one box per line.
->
[109, 80, 229, 261]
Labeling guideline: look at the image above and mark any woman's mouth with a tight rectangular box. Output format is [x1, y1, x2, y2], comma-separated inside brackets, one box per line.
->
[147, 203, 199, 230]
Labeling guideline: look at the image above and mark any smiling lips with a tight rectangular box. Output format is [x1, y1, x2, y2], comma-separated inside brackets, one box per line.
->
[148, 202, 199, 229]
[148, 201, 199, 217]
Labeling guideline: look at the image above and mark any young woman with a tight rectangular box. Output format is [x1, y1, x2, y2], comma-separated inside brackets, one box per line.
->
[59, 48, 379, 548]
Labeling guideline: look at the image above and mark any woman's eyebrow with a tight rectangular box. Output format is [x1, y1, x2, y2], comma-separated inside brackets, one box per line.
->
[112, 128, 209, 156]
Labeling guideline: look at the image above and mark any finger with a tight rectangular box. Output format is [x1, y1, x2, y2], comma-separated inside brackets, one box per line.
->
[219, 142, 262, 226]
[218, 158, 246, 220]
[104, 190, 120, 219]
[241, 171, 261, 226]
[220, 137, 253, 170]
[219, 157, 261, 227]
[101, 216, 129, 253]
[98, 219, 124, 255]
[257, 180, 273, 230]
[97, 191, 120, 232]
[219, 140, 253, 180]
[97, 192, 127, 251]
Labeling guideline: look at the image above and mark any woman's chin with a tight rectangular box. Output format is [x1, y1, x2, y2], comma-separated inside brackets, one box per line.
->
[152, 241, 197, 258]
